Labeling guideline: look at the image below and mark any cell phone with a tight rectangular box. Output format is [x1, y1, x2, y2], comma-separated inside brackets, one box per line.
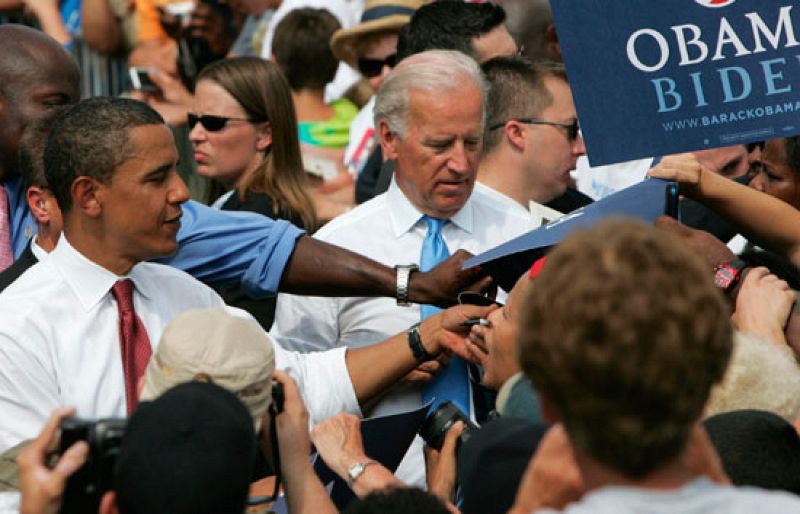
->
[664, 181, 679, 219]
[128, 67, 159, 93]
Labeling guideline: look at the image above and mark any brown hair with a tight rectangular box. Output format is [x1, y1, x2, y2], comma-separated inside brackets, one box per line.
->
[518, 219, 732, 477]
[198, 57, 317, 231]
[481, 56, 568, 153]
[272, 8, 341, 91]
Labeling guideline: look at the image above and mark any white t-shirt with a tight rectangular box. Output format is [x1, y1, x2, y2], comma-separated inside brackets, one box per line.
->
[535, 478, 800, 514]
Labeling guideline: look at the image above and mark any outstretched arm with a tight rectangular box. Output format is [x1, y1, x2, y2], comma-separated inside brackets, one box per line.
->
[272, 371, 338, 514]
[345, 304, 495, 405]
[310, 413, 403, 497]
[167, 201, 491, 305]
[280, 237, 492, 306]
[649, 154, 800, 266]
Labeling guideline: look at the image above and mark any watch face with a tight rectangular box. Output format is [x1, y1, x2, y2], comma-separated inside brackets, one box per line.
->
[714, 265, 735, 289]
[349, 463, 362, 478]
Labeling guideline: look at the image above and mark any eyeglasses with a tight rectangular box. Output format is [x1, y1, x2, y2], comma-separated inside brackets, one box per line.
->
[489, 118, 580, 142]
[357, 54, 397, 78]
[187, 113, 265, 132]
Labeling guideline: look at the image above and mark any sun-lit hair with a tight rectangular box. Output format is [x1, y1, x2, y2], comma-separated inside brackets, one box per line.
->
[373, 49, 487, 139]
[518, 219, 732, 477]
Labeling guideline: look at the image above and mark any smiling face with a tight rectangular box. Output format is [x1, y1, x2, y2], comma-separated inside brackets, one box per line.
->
[747, 139, 800, 209]
[189, 80, 270, 190]
[383, 84, 483, 218]
[482, 274, 530, 390]
[95, 124, 189, 269]
[524, 77, 585, 204]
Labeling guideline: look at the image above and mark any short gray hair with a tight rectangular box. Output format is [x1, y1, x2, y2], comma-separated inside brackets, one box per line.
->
[373, 50, 488, 138]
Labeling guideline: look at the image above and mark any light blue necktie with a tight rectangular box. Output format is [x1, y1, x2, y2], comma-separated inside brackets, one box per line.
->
[419, 216, 470, 416]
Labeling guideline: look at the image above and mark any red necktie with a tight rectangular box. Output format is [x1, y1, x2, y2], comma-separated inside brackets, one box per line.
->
[0, 185, 13, 271]
[111, 279, 152, 415]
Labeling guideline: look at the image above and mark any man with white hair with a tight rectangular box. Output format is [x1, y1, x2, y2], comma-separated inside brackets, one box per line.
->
[271, 49, 529, 485]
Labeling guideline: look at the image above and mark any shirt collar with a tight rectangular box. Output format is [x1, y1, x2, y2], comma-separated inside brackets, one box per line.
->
[386, 177, 474, 237]
[51, 236, 151, 311]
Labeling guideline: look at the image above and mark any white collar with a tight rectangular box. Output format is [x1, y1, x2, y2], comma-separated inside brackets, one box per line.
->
[50, 236, 150, 311]
[386, 178, 474, 238]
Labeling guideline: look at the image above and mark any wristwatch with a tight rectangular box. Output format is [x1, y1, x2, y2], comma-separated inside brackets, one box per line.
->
[395, 264, 419, 306]
[713, 257, 747, 293]
[408, 322, 435, 362]
[347, 459, 378, 486]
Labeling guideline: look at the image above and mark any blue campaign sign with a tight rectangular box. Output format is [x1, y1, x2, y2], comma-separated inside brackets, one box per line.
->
[551, 0, 800, 166]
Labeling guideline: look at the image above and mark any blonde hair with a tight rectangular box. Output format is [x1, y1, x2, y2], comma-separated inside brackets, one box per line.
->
[198, 57, 318, 231]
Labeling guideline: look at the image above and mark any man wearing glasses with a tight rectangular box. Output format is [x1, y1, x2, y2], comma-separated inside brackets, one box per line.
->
[478, 56, 587, 229]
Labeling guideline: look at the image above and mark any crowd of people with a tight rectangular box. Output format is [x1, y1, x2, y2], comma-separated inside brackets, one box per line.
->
[1, 0, 800, 513]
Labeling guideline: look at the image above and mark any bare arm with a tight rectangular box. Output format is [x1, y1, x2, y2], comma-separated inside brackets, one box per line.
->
[650, 154, 800, 266]
[345, 304, 495, 405]
[281, 237, 493, 307]
[272, 371, 338, 514]
[310, 413, 403, 497]
[80, 0, 122, 54]
[23, 0, 70, 45]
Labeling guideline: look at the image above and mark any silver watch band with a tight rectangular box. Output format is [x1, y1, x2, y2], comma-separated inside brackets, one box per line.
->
[347, 459, 378, 486]
[395, 264, 419, 306]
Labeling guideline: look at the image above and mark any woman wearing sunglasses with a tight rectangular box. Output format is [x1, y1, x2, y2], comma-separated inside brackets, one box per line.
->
[189, 56, 317, 328]
[331, 0, 427, 177]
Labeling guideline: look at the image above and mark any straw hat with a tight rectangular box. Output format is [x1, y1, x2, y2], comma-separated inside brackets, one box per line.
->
[331, 0, 428, 69]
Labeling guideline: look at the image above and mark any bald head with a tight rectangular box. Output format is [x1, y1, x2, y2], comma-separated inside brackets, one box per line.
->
[499, 0, 560, 62]
[0, 25, 80, 181]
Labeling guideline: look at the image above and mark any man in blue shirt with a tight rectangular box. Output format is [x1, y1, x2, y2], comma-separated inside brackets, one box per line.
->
[0, 24, 489, 305]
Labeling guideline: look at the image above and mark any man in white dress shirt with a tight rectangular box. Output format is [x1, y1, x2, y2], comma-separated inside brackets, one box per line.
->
[0, 96, 490, 453]
[477, 56, 587, 229]
[271, 50, 530, 485]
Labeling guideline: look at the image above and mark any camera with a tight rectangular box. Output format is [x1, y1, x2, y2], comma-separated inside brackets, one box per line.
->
[58, 417, 127, 514]
[419, 401, 478, 452]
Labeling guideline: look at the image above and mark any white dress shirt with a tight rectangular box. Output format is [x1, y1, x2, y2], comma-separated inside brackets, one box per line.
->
[476, 182, 565, 230]
[271, 179, 529, 485]
[0, 237, 358, 451]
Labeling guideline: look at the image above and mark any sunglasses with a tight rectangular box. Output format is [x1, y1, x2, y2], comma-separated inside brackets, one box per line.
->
[489, 118, 580, 142]
[187, 113, 265, 132]
[357, 54, 397, 78]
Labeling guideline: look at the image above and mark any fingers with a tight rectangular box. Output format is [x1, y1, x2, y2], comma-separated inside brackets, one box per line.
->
[468, 324, 488, 353]
[648, 153, 705, 192]
[52, 441, 89, 479]
[440, 421, 464, 456]
[271, 370, 302, 408]
[405, 360, 443, 384]
[26, 407, 76, 457]
[464, 337, 488, 365]
[441, 304, 496, 332]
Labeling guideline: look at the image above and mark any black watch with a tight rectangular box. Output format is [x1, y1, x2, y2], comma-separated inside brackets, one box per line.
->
[408, 322, 434, 362]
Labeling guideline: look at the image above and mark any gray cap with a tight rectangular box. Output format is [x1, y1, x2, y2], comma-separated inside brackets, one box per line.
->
[140, 307, 276, 428]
